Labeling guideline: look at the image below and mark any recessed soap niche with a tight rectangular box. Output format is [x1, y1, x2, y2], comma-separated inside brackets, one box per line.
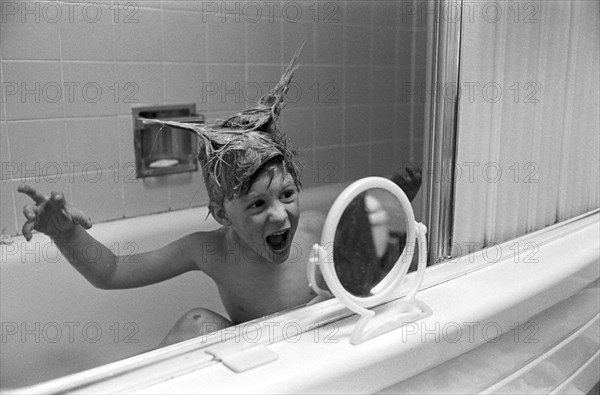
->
[132, 104, 204, 178]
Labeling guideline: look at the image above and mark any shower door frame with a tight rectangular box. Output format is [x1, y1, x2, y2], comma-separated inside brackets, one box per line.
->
[423, 0, 463, 265]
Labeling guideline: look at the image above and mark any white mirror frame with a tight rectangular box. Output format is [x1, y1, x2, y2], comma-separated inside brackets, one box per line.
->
[308, 177, 432, 344]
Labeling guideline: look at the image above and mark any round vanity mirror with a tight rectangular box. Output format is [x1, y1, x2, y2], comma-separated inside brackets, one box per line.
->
[333, 188, 409, 297]
[308, 177, 431, 344]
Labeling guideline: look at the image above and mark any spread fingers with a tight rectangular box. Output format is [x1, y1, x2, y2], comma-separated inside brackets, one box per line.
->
[71, 208, 92, 229]
[50, 191, 67, 207]
[17, 185, 47, 205]
[22, 220, 35, 241]
[22, 204, 38, 221]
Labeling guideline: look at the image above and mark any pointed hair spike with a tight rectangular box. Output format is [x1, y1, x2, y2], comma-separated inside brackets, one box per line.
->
[259, 41, 305, 110]
[137, 44, 305, 205]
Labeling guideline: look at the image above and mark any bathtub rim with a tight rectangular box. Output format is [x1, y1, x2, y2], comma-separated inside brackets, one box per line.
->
[3, 206, 598, 394]
[140, 208, 599, 394]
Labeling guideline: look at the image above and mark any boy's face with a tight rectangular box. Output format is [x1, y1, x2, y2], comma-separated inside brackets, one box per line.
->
[223, 165, 300, 265]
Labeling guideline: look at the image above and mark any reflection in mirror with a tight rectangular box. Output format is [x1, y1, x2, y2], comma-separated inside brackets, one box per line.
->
[310, 176, 431, 345]
[334, 189, 407, 297]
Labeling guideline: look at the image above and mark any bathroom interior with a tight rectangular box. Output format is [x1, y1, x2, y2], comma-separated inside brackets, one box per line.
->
[0, 0, 598, 393]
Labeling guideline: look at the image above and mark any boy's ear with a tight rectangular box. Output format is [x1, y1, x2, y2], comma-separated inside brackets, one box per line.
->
[209, 202, 231, 226]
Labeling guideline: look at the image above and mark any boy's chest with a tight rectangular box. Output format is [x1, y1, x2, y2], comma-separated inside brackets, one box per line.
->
[210, 216, 324, 323]
[215, 257, 316, 323]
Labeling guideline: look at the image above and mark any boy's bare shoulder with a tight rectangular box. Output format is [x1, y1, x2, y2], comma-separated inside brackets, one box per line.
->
[297, 210, 326, 242]
[299, 210, 325, 230]
[178, 227, 228, 272]
[186, 226, 227, 240]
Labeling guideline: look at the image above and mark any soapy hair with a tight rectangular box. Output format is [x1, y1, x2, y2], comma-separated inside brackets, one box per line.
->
[141, 43, 304, 206]
[197, 123, 301, 206]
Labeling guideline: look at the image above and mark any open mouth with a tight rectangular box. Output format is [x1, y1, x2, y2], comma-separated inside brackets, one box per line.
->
[266, 229, 289, 251]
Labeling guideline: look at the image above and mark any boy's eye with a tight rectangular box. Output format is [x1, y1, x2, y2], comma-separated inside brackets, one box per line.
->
[281, 189, 296, 201]
[248, 200, 265, 209]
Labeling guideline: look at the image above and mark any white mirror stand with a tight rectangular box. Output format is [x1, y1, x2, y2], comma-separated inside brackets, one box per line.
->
[307, 177, 432, 345]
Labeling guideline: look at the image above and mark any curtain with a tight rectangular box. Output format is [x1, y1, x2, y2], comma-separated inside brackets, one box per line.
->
[453, 0, 599, 250]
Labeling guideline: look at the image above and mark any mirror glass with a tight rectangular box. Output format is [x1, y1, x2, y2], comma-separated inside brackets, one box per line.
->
[333, 188, 407, 297]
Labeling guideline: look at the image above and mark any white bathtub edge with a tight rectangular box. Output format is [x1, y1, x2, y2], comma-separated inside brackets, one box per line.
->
[125, 211, 597, 394]
[4, 208, 598, 394]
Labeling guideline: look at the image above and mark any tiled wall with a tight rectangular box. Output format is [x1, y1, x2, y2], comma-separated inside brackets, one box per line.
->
[0, 0, 427, 236]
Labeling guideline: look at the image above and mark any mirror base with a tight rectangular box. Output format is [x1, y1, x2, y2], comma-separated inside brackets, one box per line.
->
[350, 221, 432, 345]
[350, 297, 432, 345]
[307, 177, 433, 345]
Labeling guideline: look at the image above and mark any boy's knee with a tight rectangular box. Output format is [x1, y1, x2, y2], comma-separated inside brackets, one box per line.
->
[159, 308, 232, 348]
[183, 308, 230, 330]
[185, 307, 213, 321]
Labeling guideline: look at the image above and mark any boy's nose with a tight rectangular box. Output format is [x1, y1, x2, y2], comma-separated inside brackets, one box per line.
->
[268, 202, 288, 223]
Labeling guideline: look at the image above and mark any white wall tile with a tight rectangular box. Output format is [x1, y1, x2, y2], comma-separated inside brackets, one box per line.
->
[59, 4, 114, 61]
[65, 117, 120, 168]
[0, 5, 60, 60]
[283, 21, 314, 63]
[0, 181, 17, 236]
[315, 107, 343, 146]
[204, 15, 246, 64]
[2, 62, 64, 120]
[0, 122, 11, 181]
[344, 144, 370, 182]
[315, 23, 344, 65]
[6, 120, 67, 181]
[343, 0, 372, 26]
[115, 63, 164, 115]
[114, 8, 163, 61]
[162, 11, 206, 63]
[345, 26, 371, 65]
[314, 146, 343, 186]
[372, 0, 397, 28]
[247, 18, 283, 64]
[373, 29, 396, 66]
[0, 0, 427, 231]
[164, 64, 207, 106]
[71, 172, 124, 222]
[345, 67, 371, 105]
[314, 66, 343, 107]
[345, 106, 371, 144]
[281, 108, 315, 150]
[62, 62, 117, 117]
[371, 105, 396, 141]
[205, 64, 246, 111]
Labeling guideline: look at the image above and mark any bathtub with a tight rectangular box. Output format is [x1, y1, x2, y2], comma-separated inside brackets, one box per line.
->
[0, 182, 347, 391]
[1, 182, 598, 394]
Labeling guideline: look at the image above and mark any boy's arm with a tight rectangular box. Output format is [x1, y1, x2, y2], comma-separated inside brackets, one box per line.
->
[53, 226, 203, 289]
[19, 185, 203, 289]
[391, 164, 422, 202]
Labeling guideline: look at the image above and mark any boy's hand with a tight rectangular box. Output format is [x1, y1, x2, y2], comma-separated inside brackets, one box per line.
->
[392, 164, 422, 202]
[18, 185, 92, 241]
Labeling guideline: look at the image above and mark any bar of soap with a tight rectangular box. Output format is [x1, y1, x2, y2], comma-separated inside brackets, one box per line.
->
[149, 159, 179, 168]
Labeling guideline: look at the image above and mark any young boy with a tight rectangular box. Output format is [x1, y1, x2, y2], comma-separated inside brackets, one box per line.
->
[18, 48, 422, 347]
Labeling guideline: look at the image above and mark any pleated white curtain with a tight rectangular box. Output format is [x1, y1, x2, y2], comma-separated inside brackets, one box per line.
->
[453, 0, 599, 250]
